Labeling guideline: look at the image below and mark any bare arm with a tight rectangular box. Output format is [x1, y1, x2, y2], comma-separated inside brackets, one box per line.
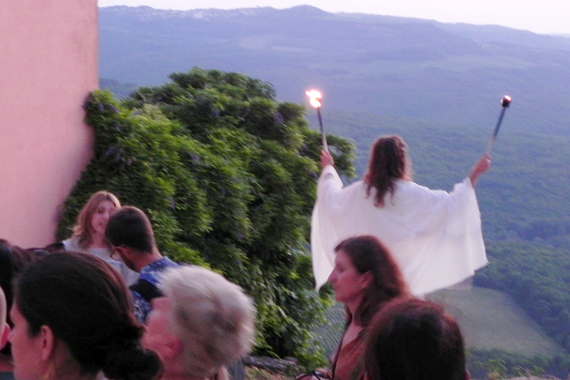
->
[469, 154, 491, 187]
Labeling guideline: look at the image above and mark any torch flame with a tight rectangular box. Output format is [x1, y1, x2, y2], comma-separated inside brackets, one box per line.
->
[306, 89, 322, 108]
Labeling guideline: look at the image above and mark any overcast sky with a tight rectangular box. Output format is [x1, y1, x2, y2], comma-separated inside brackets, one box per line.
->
[98, 0, 570, 35]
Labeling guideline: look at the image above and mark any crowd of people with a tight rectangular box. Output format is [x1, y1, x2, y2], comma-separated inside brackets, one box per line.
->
[0, 135, 488, 380]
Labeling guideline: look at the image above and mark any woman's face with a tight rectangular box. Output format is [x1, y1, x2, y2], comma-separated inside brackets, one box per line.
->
[90, 200, 117, 237]
[9, 303, 44, 380]
[328, 250, 369, 305]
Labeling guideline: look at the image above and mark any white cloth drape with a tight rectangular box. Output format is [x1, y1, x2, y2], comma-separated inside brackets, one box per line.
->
[311, 166, 488, 295]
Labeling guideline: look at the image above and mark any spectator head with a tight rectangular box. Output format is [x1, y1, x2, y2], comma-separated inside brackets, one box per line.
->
[71, 191, 121, 249]
[105, 206, 156, 254]
[365, 298, 467, 380]
[11, 252, 161, 380]
[105, 206, 157, 271]
[330, 235, 409, 326]
[143, 266, 255, 380]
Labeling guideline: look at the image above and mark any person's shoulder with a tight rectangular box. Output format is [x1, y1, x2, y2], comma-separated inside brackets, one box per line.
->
[153, 256, 179, 271]
[140, 257, 178, 278]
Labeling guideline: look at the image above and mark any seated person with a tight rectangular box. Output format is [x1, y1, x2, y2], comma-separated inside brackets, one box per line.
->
[365, 298, 468, 380]
[143, 265, 256, 380]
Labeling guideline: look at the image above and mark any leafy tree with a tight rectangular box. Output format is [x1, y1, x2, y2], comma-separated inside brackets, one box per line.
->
[58, 68, 355, 367]
[467, 349, 569, 379]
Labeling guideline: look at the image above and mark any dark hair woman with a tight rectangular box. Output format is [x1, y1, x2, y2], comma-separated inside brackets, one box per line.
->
[318, 236, 409, 380]
[8, 252, 162, 380]
[364, 298, 467, 380]
[312, 135, 491, 295]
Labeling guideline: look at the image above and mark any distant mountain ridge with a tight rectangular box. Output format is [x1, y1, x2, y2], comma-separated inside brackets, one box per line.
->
[101, 5, 280, 20]
[100, 5, 570, 136]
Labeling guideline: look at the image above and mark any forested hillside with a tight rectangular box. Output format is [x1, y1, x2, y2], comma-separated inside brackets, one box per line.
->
[98, 4, 570, 370]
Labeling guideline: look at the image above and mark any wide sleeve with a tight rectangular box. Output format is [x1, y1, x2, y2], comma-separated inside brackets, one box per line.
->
[400, 178, 488, 295]
[311, 165, 345, 289]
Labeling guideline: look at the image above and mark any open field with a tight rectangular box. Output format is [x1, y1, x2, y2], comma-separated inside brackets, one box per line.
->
[315, 286, 564, 358]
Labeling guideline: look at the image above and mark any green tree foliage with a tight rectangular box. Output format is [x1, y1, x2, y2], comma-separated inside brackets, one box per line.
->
[58, 68, 355, 366]
[467, 349, 570, 379]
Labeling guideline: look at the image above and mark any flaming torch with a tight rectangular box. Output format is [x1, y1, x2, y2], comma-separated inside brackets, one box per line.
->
[306, 89, 328, 152]
[485, 95, 512, 155]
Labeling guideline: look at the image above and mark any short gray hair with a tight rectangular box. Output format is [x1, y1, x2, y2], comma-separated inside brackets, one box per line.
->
[160, 266, 255, 378]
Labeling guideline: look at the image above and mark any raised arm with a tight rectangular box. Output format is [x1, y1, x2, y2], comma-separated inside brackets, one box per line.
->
[469, 154, 491, 187]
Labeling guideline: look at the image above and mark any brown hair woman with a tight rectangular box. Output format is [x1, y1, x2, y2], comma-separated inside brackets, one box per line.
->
[311, 236, 410, 380]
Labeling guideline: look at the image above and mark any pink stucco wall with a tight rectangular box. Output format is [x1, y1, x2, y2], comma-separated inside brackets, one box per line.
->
[0, 0, 98, 247]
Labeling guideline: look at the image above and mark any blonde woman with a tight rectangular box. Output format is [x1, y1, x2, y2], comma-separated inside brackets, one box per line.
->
[63, 191, 138, 285]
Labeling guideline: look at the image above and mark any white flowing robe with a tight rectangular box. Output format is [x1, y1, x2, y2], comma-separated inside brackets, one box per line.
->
[311, 165, 488, 295]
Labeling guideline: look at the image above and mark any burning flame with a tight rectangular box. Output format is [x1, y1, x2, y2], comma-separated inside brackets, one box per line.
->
[306, 89, 322, 108]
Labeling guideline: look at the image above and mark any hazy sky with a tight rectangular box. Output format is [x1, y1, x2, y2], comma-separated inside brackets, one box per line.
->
[97, 0, 570, 35]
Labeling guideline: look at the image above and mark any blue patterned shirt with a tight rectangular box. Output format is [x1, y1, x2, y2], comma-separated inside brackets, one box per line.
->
[131, 257, 179, 323]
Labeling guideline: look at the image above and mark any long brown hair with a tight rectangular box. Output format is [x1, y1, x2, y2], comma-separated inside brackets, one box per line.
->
[364, 136, 412, 207]
[335, 236, 409, 327]
[71, 191, 120, 249]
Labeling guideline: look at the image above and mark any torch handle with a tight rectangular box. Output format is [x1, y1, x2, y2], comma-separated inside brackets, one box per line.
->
[485, 107, 507, 155]
[317, 107, 329, 152]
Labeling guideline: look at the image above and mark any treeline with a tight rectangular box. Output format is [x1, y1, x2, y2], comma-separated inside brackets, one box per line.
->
[467, 349, 570, 379]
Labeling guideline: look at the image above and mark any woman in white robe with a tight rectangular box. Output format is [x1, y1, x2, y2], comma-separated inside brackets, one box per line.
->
[311, 135, 491, 295]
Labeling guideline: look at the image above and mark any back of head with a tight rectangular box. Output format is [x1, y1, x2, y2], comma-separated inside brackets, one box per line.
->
[365, 298, 466, 380]
[105, 206, 155, 253]
[15, 252, 161, 380]
[160, 266, 256, 378]
[335, 236, 409, 326]
[364, 135, 411, 207]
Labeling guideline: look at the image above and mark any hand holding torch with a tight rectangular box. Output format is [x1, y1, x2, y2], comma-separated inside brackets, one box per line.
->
[485, 95, 512, 155]
[306, 89, 328, 152]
